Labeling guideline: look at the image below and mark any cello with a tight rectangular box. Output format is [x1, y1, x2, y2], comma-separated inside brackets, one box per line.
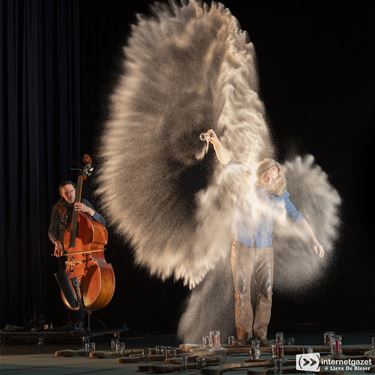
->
[59, 154, 115, 312]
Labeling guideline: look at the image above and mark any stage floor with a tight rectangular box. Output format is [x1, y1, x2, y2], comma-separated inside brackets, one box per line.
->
[1, 331, 374, 375]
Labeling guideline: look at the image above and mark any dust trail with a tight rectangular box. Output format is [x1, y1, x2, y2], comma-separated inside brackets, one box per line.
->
[96, 0, 341, 342]
[273, 155, 341, 292]
[97, 0, 272, 288]
[178, 155, 341, 343]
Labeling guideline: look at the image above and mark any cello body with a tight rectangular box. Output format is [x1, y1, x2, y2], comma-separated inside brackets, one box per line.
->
[62, 213, 115, 312]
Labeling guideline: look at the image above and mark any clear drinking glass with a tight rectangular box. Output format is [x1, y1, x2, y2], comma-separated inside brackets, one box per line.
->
[85, 342, 95, 352]
[202, 336, 210, 348]
[141, 348, 151, 360]
[227, 336, 235, 345]
[330, 335, 342, 356]
[251, 339, 261, 359]
[116, 341, 125, 355]
[286, 337, 295, 346]
[271, 342, 284, 359]
[275, 332, 284, 344]
[323, 331, 335, 346]
[209, 330, 215, 348]
[111, 338, 120, 351]
[209, 330, 221, 350]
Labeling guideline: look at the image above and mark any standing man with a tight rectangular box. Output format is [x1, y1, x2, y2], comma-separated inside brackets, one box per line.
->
[202, 130, 324, 346]
[48, 180, 107, 330]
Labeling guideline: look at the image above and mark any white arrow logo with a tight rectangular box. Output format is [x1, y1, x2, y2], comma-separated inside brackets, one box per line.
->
[296, 353, 320, 372]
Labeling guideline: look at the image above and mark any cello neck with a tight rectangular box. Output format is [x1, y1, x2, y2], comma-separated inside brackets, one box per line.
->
[69, 175, 84, 248]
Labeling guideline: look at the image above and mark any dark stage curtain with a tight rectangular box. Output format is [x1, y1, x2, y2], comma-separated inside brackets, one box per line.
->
[0, 0, 80, 326]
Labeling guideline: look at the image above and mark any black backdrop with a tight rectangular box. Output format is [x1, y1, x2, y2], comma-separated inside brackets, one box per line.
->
[1, 0, 374, 334]
[1, 0, 81, 328]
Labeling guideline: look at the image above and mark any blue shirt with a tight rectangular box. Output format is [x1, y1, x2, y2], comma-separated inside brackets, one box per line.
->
[236, 190, 303, 248]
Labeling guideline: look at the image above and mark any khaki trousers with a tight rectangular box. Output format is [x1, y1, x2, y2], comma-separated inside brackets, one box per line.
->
[231, 241, 274, 340]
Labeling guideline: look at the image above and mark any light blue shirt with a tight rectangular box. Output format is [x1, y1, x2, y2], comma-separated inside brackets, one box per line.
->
[236, 190, 303, 248]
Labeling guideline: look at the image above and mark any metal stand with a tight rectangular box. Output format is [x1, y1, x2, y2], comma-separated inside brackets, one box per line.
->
[86, 309, 91, 333]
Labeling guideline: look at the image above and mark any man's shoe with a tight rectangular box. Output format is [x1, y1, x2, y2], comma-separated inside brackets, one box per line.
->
[258, 337, 270, 347]
[245, 337, 253, 345]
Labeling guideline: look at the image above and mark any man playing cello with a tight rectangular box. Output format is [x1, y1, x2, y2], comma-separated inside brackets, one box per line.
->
[48, 180, 107, 330]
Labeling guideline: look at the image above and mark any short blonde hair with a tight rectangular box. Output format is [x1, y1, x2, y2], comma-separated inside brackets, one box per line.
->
[256, 158, 286, 196]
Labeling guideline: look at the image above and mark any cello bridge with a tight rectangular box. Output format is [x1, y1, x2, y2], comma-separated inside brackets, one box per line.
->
[65, 259, 84, 267]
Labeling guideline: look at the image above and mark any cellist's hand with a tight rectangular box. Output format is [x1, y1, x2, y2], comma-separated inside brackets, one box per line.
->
[74, 202, 95, 216]
[54, 241, 64, 257]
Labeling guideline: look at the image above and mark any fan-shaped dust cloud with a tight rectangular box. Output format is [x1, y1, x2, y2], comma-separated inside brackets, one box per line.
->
[97, 0, 273, 288]
[97, 0, 341, 342]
